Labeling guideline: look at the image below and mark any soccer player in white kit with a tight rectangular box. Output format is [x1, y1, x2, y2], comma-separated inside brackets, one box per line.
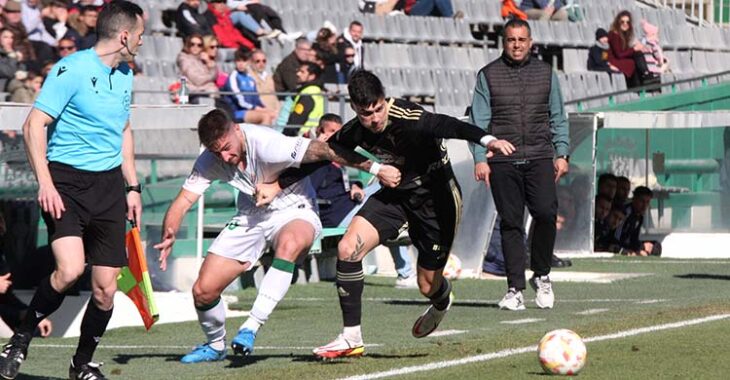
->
[154, 110, 400, 363]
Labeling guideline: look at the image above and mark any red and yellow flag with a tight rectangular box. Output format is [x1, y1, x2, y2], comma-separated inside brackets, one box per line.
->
[118, 225, 159, 330]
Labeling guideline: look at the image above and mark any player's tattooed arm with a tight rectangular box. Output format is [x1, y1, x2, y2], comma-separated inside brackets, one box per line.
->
[302, 140, 372, 171]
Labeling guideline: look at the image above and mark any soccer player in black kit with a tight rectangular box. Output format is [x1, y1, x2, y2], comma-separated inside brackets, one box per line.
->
[255, 70, 515, 359]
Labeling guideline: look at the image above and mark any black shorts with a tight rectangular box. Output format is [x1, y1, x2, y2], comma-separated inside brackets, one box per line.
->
[42, 162, 127, 267]
[356, 175, 462, 271]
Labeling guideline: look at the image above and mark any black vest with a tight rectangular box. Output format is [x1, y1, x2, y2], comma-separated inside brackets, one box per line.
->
[482, 54, 554, 162]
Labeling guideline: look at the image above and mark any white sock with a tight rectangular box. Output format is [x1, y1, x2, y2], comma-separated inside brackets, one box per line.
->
[343, 325, 362, 342]
[196, 298, 226, 349]
[243, 259, 295, 332]
[241, 317, 261, 333]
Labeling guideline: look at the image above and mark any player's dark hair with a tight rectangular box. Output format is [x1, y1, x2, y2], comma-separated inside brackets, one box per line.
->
[302, 62, 322, 78]
[503, 18, 531, 38]
[595, 194, 612, 204]
[348, 70, 384, 108]
[319, 113, 342, 126]
[597, 173, 617, 187]
[198, 109, 234, 149]
[234, 47, 252, 62]
[616, 175, 630, 185]
[97, 1, 143, 41]
[633, 186, 653, 198]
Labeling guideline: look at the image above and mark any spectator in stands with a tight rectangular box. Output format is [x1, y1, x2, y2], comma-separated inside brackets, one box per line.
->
[519, 0, 567, 21]
[1, 1, 36, 68]
[176, 0, 214, 38]
[274, 36, 311, 93]
[41, 0, 82, 45]
[21, 0, 56, 46]
[226, 0, 270, 40]
[470, 19, 570, 311]
[337, 21, 363, 70]
[74, 5, 97, 49]
[202, 34, 227, 88]
[595, 205, 624, 252]
[339, 46, 357, 84]
[359, 0, 409, 16]
[640, 20, 668, 77]
[597, 173, 617, 201]
[241, 0, 299, 41]
[8, 69, 41, 103]
[39, 59, 54, 77]
[177, 34, 219, 103]
[222, 48, 277, 125]
[56, 36, 76, 58]
[285, 62, 324, 136]
[409, 0, 457, 18]
[249, 49, 279, 113]
[207, 0, 254, 51]
[175, 0, 215, 38]
[593, 193, 612, 248]
[587, 28, 620, 73]
[227, 0, 299, 42]
[0, 27, 25, 89]
[313, 27, 339, 84]
[614, 175, 631, 208]
[615, 186, 653, 254]
[502, 0, 527, 21]
[309, 114, 367, 228]
[608, 10, 652, 88]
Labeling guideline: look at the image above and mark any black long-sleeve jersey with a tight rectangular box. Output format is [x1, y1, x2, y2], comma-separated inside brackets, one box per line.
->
[332, 98, 488, 190]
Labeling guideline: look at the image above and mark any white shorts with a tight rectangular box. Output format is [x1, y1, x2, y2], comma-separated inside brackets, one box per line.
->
[207, 206, 322, 269]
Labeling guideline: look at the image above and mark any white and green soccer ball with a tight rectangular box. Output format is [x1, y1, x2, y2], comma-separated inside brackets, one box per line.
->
[538, 329, 587, 376]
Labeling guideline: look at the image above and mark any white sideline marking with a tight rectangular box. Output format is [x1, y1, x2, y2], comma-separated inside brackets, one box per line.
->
[500, 318, 544, 325]
[336, 314, 730, 380]
[595, 259, 730, 264]
[427, 330, 467, 337]
[576, 308, 610, 315]
[32, 343, 382, 350]
[635, 299, 666, 304]
[286, 297, 671, 304]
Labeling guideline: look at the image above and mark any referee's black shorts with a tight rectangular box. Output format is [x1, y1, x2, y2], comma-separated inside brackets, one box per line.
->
[356, 174, 463, 271]
[42, 162, 127, 268]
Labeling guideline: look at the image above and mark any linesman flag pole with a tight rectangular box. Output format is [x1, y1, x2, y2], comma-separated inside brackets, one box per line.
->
[118, 220, 159, 330]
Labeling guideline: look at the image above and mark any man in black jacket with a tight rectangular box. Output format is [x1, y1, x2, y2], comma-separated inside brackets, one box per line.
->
[175, 0, 214, 38]
[470, 19, 570, 311]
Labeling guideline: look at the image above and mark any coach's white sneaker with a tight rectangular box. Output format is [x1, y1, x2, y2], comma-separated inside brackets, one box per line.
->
[313, 334, 365, 360]
[530, 275, 555, 309]
[498, 288, 526, 311]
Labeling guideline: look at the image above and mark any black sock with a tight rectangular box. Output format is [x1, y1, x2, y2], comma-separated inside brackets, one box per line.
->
[336, 260, 364, 327]
[17, 275, 66, 336]
[429, 278, 452, 311]
[73, 301, 113, 367]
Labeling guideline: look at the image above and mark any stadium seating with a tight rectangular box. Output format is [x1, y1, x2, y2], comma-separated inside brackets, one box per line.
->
[128, 0, 730, 116]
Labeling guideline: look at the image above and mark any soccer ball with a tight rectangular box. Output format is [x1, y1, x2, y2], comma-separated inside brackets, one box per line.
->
[537, 329, 587, 376]
[442, 255, 462, 280]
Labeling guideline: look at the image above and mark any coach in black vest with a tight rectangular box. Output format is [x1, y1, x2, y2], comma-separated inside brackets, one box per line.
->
[468, 19, 570, 311]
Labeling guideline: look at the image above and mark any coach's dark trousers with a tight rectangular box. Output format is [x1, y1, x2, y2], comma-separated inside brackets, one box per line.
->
[489, 158, 557, 291]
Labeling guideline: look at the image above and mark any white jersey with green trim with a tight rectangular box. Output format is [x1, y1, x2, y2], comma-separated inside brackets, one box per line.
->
[183, 123, 316, 214]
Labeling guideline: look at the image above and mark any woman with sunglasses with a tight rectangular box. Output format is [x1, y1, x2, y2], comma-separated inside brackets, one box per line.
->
[176, 34, 220, 103]
[608, 10, 652, 88]
[203, 35, 228, 89]
[249, 49, 279, 113]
